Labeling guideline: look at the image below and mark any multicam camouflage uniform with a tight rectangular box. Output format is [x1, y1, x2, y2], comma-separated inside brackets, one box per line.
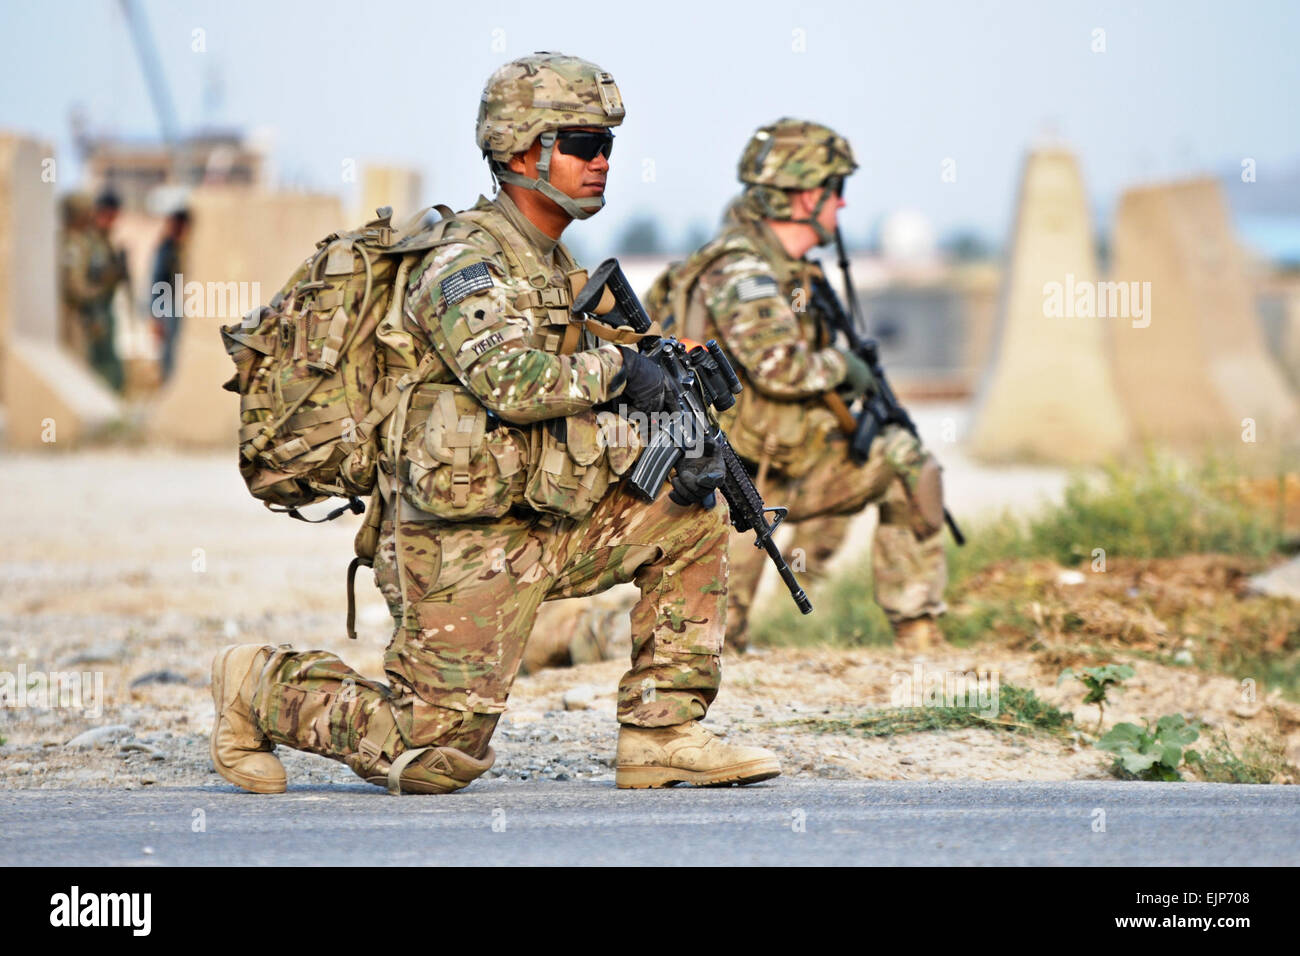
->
[61, 207, 127, 392]
[243, 55, 729, 791]
[652, 119, 947, 649]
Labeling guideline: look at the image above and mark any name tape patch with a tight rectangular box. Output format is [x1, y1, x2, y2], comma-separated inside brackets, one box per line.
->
[458, 324, 524, 366]
[735, 274, 780, 303]
[441, 262, 494, 306]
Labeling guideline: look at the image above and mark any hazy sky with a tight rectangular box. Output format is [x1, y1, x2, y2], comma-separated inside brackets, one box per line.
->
[3, 0, 1298, 256]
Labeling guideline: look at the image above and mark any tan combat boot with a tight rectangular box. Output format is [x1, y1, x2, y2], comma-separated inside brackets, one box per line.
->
[893, 616, 947, 653]
[616, 720, 781, 788]
[210, 644, 285, 794]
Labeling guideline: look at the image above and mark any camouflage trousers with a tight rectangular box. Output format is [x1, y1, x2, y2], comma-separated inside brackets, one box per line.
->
[82, 305, 123, 393]
[727, 425, 947, 647]
[250, 485, 729, 778]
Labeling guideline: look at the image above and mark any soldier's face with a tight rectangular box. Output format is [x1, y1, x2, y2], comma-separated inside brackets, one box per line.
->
[509, 127, 610, 207]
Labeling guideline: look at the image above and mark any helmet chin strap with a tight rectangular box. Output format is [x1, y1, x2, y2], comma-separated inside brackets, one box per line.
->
[788, 186, 835, 247]
[493, 131, 605, 221]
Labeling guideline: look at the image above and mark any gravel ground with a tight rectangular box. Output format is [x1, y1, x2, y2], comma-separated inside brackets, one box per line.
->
[2, 443, 1291, 794]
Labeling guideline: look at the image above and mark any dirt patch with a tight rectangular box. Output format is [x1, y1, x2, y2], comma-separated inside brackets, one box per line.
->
[2, 451, 1296, 791]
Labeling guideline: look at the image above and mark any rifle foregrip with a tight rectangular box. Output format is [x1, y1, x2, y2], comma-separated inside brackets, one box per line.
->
[717, 438, 812, 614]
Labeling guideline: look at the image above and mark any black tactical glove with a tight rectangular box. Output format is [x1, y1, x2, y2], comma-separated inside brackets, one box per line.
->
[669, 437, 725, 508]
[615, 346, 670, 413]
[837, 347, 876, 398]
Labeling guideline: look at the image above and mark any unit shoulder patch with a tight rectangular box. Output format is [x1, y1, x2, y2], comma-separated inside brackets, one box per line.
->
[441, 262, 494, 306]
[734, 274, 780, 303]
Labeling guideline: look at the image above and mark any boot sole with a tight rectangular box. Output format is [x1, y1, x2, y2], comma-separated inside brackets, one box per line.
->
[210, 645, 285, 795]
[615, 757, 781, 789]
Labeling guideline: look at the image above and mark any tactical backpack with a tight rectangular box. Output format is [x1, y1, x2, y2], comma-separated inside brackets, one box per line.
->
[221, 206, 462, 634]
[221, 207, 452, 516]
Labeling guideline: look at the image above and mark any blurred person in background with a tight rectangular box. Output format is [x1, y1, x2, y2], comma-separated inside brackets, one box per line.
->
[150, 207, 190, 383]
[57, 192, 93, 356]
[61, 188, 128, 392]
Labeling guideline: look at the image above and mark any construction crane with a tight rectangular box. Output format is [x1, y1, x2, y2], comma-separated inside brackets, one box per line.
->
[116, 0, 180, 149]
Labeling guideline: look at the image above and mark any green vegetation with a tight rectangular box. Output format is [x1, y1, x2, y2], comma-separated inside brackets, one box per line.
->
[1058, 664, 1134, 732]
[780, 683, 1073, 738]
[752, 454, 1289, 650]
[1097, 714, 1200, 781]
[1186, 730, 1295, 784]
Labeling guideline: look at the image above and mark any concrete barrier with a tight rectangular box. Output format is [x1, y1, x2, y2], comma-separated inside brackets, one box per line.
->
[967, 147, 1130, 462]
[1110, 178, 1300, 450]
[0, 133, 122, 447]
[146, 187, 342, 446]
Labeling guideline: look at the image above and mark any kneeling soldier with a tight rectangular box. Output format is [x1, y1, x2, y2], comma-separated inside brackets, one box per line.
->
[647, 119, 949, 652]
[211, 54, 780, 795]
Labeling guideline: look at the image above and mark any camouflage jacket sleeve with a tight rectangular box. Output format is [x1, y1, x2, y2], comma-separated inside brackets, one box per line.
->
[699, 250, 847, 400]
[61, 236, 107, 306]
[404, 223, 627, 425]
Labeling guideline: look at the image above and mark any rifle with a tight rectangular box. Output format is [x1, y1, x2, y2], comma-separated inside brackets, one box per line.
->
[572, 258, 813, 615]
[807, 229, 966, 546]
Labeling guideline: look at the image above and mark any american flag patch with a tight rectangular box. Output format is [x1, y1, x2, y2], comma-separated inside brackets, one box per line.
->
[440, 262, 493, 305]
[735, 274, 779, 303]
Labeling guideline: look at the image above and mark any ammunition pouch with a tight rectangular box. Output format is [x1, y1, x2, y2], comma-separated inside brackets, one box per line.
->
[399, 383, 526, 520]
[720, 391, 815, 479]
[522, 409, 641, 519]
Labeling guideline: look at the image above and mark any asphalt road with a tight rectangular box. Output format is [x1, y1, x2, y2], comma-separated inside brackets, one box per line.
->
[3, 779, 1298, 865]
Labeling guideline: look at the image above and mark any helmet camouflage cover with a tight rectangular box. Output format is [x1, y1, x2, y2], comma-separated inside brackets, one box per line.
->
[476, 52, 624, 161]
[738, 117, 857, 190]
[476, 52, 624, 220]
[737, 118, 857, 241]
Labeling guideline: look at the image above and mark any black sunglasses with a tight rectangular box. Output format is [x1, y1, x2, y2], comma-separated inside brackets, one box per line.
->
[825, 176, 845, 198]
[555, 129, 614, 162]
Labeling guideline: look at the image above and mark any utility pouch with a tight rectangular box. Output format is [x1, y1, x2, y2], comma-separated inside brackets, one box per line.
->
[400, 383, 524, 520]
[522, 409, 612, 518]
[726, 392, 812, 476]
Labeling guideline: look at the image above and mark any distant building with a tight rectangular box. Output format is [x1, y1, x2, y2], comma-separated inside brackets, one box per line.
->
[76, 129, 266, 212]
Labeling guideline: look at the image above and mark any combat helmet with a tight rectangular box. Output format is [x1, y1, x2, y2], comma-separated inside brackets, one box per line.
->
[738, 118, 857, 243]
[476, 52, 625, 220]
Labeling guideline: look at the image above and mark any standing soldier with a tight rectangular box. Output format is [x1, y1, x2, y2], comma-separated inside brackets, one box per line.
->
[57, 192, 93, 356]
[62, 189, 128, 392]
[211, 53, 780, 795]
[150, 207, 190, 383]
[647, 118, 949, 652]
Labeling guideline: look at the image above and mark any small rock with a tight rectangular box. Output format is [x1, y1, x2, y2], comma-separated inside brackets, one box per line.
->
[66, 725, 133, 749]
[8, 762, 32, 773]
[59, 641, 126, 666]
[130, 670, 191, 689]
[1057, 570, 1086, 587]
[120, 741, 166, 760]
[554, 772, 570, 781]
[142, 846, 154, 855]
[562, 686, 596, 711]
[1173, 650, 1194, 666]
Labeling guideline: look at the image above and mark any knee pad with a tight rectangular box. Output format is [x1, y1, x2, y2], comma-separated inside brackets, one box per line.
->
[346, 703, 499, 794]
[349, 744, 497, 795]
[912, 455, 945, 538]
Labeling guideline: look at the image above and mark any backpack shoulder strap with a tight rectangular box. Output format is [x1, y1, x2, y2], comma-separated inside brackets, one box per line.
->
[668, 231, 755, 342]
